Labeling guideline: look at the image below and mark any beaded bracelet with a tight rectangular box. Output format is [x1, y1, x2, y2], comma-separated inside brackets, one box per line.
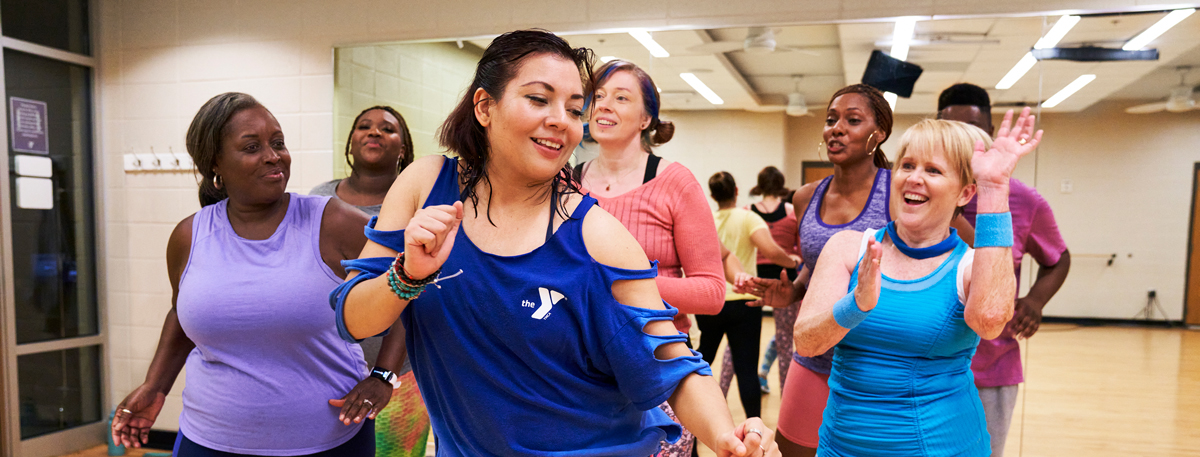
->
[386, 252, 440, 301]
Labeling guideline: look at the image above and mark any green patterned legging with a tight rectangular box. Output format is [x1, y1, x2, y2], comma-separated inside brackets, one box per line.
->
[375, 371, 431, 457]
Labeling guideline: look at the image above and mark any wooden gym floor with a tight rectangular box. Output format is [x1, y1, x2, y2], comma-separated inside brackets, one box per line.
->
[64, 320, 1200, 457]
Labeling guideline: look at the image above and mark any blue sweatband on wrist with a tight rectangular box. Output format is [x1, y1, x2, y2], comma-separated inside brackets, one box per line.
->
[832, 293, 870, 329]
[974, 212, 1014, 248]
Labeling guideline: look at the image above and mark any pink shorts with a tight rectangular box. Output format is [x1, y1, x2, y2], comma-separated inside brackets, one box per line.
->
[776, 360, 830, 448]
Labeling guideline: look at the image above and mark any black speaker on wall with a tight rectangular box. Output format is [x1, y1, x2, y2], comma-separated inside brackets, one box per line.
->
[861, 50, 923, 98]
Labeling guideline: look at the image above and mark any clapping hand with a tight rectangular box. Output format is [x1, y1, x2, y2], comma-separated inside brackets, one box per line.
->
[403, 201, 464, 280]
[973, 107, 1042, 188]
[741, 270, 794, 309]
[854, 237, 883, 312]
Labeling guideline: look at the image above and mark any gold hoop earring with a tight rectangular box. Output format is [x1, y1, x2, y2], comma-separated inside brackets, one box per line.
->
[213, 173, 223, 190]
[865, 132, 877, 155]
[817, 141, 827, 162]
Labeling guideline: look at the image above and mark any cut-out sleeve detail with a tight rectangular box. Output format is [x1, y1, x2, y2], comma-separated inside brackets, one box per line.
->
[601, 303, 712, 412]
[364, 216, 406, 252]
[329, 255, 395, 342]
[597, 260, 660, 282]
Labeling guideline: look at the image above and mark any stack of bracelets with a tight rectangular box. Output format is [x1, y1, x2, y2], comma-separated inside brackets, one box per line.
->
[387, 252, 440, 301]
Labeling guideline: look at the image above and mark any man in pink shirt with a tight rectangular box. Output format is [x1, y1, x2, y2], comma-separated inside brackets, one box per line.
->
[939, 83, 1072, 457]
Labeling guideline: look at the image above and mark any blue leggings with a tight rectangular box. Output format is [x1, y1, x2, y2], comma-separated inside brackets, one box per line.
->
[173, 420, 375, 457]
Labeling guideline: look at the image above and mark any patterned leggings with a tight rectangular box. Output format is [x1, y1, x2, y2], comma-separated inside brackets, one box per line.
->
[375, 371, 431, 457]
[654, 402, 694, 456]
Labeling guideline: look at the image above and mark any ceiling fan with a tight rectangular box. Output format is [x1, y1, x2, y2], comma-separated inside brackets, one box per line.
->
[686, 27, 825, 55]
[1126, 67, 1198, 114]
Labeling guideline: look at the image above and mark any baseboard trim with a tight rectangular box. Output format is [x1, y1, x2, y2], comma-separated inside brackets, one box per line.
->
[1042, 316, 1185, 328]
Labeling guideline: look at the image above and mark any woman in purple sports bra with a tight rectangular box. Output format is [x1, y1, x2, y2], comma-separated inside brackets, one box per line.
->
[745, 84, 893, 457]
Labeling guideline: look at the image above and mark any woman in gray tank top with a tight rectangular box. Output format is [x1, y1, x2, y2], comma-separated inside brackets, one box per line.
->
[309, 105, 432, 457]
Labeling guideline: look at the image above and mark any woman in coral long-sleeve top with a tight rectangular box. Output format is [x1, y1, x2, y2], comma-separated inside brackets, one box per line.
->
[575, 59, 725, 457]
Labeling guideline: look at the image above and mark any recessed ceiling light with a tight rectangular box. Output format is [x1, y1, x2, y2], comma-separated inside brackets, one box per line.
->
[996, 15, 1080, 90]
[1123, 8, 1195, 51]
[1042, 74, 1096, 108]
[599, 56, 617, 63]
[629, 31, 669, 58]
[679, 73, 723, 105]
[890, 17, 918, 61]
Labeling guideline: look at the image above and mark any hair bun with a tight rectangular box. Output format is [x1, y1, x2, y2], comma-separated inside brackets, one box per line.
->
[651, 120, 675, 145]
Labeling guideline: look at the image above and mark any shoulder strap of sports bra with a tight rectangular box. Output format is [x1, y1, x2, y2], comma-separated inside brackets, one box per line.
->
[643, 154, 661, 183]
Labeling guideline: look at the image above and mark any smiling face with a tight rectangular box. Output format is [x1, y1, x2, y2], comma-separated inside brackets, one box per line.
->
[350, 109, 405, 170]
[589, 70, 650, 147]
[824, 93, 884, 164]
[890, 120, 983, 231]
[476, 53, 586, 183]
[214, 106, 290, 204]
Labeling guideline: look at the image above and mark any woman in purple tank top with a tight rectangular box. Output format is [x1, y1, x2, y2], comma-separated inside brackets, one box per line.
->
[743, 85, 894, 457]
[110, 93, 407, 456]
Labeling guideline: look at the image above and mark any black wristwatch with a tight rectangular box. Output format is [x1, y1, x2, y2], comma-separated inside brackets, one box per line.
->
[370, 367, 401, 389]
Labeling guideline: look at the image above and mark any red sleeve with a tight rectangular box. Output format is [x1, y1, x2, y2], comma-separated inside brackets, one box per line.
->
[656, 169, 725, 316]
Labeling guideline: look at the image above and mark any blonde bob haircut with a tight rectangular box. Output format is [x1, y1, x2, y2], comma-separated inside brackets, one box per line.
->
[891, 119, 992, 187]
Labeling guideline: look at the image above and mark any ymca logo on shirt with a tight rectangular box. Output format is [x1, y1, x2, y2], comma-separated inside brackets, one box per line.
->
[521, 287, 566, 320]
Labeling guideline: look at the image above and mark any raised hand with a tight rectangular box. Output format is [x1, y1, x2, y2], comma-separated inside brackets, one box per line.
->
[329, 377, 393, 425]
[973, 107, 1042, 188]
[403, 201, 464, 280]
[854, 237, 883, 312]
[111, 384, 166, 448]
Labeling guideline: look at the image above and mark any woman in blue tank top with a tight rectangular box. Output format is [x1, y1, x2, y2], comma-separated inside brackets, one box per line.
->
[331, 31, 780, 456]
[792, 113, 1043, 456]
[110, 93, 409, 456]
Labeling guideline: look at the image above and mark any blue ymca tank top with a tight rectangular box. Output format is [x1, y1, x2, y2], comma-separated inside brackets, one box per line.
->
[177, 194, 367, 455]
[332, 156, 712, 456]
[795, 168, 891, 374]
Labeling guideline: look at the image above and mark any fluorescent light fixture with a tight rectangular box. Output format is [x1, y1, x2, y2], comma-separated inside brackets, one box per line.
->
[1123, 8, 1195, 50]
[1034, 15, 1081, 49]
[1041, 74, 1096, 108]
[679, 73, 723, 105]
[890, 17, 918, 61]
[996, 53, 1038, 90]
[884, 92, 898, 110]
[629, 31, 669, 58]
[599, 56, 617, 63]
[995, 15, 1079, 90]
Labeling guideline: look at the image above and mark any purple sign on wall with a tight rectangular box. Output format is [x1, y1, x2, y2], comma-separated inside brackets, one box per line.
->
[10, 97, 48, 155]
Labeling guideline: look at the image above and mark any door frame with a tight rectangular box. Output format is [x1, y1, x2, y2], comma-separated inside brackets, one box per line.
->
[1184, 163, 1200, 326]
[0, 0, 108, 454]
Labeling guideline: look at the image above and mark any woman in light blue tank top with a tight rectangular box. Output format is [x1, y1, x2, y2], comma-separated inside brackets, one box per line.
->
[111, 93, 407, 456]
[792, 115, 1043, 456]
[331, 31, 781, 456]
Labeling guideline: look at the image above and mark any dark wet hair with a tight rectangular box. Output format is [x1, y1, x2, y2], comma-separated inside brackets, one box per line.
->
[708, 171, 737, 202]
[186, 92, 264, 207]
[938, 83, 991, 112]
[829, 84, 892, 169]
[749, 166, 788, 197]
[438, 29, 595, 222]
[345, 105, 414, 173]
[593, 59, 674, 151]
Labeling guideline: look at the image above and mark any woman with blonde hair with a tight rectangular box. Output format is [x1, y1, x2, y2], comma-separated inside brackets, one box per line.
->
[767, 111, 1041, 455]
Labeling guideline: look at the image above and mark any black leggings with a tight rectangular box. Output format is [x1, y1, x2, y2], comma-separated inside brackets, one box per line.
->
[172, 420, 375, 457]
[695, 299, 763, 418]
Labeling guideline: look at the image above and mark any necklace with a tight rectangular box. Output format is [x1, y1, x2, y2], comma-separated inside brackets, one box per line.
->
[591, 160, 641, 191]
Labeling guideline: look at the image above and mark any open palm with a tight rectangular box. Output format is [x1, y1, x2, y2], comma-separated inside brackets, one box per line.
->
[972, 107, 1042, 188]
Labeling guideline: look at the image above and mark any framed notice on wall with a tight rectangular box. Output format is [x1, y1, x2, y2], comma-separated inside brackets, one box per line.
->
[10, 96, 48, 154]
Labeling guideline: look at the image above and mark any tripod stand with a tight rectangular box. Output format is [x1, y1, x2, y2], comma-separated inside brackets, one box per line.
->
[1136, 289, 1169, 321]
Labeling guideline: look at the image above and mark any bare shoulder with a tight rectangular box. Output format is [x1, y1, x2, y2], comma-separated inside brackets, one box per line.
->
[377, 154, 449, 230]
[166, 214, 196, 284]
[792, 181, 819, 210]
[825, 229, 866, 268]
[321, 197, 369, 252]
[580, 201, 653, 271]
